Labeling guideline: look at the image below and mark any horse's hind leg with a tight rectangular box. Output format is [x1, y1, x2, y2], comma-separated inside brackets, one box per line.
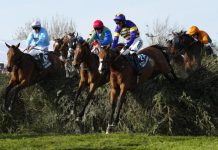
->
[76, 83, 97, 122]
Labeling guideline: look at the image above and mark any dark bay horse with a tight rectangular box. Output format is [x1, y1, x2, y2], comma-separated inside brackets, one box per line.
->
[171, 31, 203, 72]
[53, 37, 69, 59]
[98, 45, 177, 133]
[72, 40, 110, 121]
[2, 43, 64, 111]
[53, 32, 77, 77]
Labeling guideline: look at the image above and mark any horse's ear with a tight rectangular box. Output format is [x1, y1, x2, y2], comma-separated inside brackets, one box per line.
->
[5, 42, 10, 48]
[16, 43, 20, 48]
[172, 32, 176, 36]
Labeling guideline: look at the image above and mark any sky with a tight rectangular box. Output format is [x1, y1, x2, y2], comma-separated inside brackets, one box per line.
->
[0, 0, 218, 63]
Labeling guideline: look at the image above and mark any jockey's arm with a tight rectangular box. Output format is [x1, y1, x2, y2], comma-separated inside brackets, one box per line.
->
[26, 32, 34, 50]
[202, 36, 209, 44]
[87, 32, 96, 44]
[111, 33, 120, 49]
[111, 27, 121, 49]
[100, 30, 112, 46]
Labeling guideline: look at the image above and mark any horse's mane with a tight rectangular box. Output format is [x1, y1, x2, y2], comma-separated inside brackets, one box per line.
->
[14, 46, 38, 64]
[150, 44, 168, 50]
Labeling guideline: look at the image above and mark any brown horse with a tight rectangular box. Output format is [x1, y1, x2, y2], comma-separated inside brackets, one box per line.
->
[53, 37, 69, 58]
[53, 32, 78, 78]
[72, 40, 110, 121]
[2, 43, 64, 111]
[98, 45, 177, 133]
[171, 31, 203, 72]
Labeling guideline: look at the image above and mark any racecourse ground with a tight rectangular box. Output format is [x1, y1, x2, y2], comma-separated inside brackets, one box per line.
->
[0, 133, 217, 150]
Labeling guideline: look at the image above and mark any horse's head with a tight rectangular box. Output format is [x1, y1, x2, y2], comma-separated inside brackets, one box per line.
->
[98, 44, 124, 74]
[5, 43, 21, 72]
[72, 39, 90, 68]
[171, 31, 194, 54]
[67, 32, 78, 50]
[98, 46, 108, 74]
[53, 37, 69, 59]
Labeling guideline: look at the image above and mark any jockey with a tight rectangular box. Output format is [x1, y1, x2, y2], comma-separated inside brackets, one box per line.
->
[188, 25, 215, 55]
[26, 20, 51, 69]
[111, 13, 143, 55]
[188, 25, 212, 44]
[87, 20, 112, 54]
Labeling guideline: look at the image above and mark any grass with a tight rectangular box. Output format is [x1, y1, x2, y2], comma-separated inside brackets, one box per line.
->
[0, 133, 218, 150]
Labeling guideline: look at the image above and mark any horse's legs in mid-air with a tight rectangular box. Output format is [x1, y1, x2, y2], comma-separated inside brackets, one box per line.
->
[8, 80, 29, 111]
[169, 63, 178, 80]
[1, 80, 17, 111]
[76, 83, 98, 121]
[73, 80, 86, 116]
[106, 83, 120, 134]
[114, 84, 127, 125]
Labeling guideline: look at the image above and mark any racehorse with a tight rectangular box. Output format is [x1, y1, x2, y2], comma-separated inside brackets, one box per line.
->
[72, 40, 110, 121]
[171, 31, 203, 72]
[98, 45, 177, 133]
[2, 43, 64, 111]
[53, 32, 77, 78]
[53, 37, 69, 59]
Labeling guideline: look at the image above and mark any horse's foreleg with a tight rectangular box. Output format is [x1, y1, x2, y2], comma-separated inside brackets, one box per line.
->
[1, 80, 17, 111]
[106, 86, 120, 134]
[73, 80, 86, 116]
[76, 83, 97, 122]
[168, 63, 178, 81]
[8, 80, 29, 111]
[114, 84, 127, 125]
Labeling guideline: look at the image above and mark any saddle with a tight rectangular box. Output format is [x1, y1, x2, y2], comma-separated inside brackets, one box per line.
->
[125, 53, 149, 74]
[32, 52, 51, 70]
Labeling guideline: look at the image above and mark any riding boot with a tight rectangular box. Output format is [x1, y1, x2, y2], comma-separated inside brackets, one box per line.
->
[131, 53, 140, 74]
[42, 54, 51, 69]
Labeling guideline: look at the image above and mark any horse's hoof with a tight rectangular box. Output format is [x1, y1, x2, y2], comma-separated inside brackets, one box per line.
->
[106, 124, 115, 134]
[8, 106, 12, 112]
[56, 90, 63, 97]
[75, 117, 82, 123]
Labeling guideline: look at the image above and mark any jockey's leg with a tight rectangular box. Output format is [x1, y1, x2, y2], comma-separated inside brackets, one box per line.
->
[129, 37, 143, 74]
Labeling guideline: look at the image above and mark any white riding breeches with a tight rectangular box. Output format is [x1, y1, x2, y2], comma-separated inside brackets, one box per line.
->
[27, 46, 49, 56]
[120, 37, 143, 55]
